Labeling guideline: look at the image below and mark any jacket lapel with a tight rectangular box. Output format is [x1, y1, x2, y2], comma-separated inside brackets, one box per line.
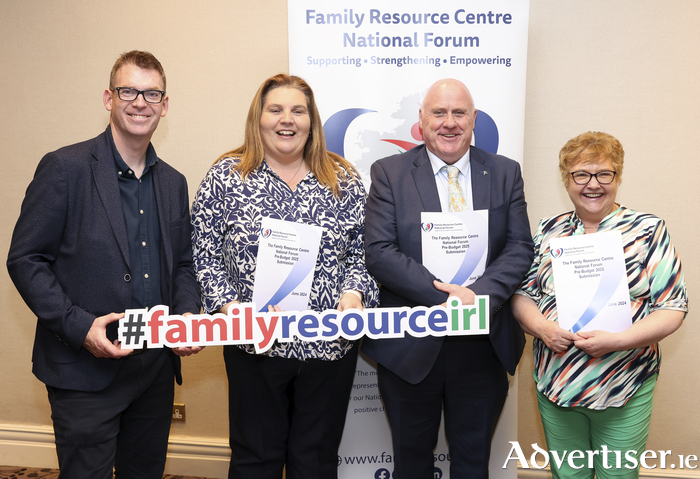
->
[91, 130, 130, 267]
[470, 148, 491, 211]
[411, 146, 442, 212]
[469, 147, 492, 264]
[152, 161, 173, 294]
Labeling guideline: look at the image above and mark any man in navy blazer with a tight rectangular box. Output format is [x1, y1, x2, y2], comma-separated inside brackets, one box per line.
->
[7, 51, 201, 479]
[362, 79, 533, 478]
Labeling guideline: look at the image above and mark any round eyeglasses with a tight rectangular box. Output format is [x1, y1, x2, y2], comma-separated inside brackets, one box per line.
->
[570, 170, 616, 185]
[114, 87, 165, 104]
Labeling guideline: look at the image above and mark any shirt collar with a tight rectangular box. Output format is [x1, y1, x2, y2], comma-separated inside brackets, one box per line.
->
[569, 204, 625, 233]
[426, 147, 471, 177]
[106, 126, 158, 177]
[260, 158, 314, 185]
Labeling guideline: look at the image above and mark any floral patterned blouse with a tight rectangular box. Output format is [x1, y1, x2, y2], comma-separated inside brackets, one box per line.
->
[191, 157, 379, 361]
[515, 206, 687, 409]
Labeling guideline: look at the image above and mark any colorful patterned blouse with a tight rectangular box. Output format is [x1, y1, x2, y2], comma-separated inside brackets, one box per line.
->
[515, 206, 687, 409]
[191, 157, 379, 361]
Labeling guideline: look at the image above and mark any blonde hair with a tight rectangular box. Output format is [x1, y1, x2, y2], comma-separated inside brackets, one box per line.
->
[217, 74, 358, 197]
[559, 131, 624, 186]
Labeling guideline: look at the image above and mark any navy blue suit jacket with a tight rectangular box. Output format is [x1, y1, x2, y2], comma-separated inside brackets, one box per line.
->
[361, 145, 533, 383]
[7, 128, 201, 391]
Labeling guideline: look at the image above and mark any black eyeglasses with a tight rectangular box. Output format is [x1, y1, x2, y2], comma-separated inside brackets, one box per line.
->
[570, 170, 616, 185]
[113, 87, 165, 104]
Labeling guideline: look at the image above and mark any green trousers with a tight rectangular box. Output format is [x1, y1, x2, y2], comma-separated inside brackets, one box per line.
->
[537, 375, 657, 479]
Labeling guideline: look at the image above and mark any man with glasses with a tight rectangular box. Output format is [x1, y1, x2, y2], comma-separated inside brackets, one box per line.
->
[7, 51, 201, 478]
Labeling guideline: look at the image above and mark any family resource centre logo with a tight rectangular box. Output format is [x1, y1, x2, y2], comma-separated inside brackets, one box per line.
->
[421, 222, 434, 232]
[551, 247, 564, 259]
[503, 442, 699, 471]
[323, 106, 501, 158]
[118, 296, 490, 353]
[321, 99, 502, 185]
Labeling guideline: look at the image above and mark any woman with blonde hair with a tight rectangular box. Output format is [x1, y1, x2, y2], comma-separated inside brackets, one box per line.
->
[512, 131, 687, 478]
[191, 74, 378, 479]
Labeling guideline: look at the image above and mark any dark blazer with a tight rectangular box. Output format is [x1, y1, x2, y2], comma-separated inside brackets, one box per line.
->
[7, 128, 201, 392]
[361, 144, 533, 383]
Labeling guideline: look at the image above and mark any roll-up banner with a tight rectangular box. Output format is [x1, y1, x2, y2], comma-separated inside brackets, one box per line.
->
[288, 2, 529, 477]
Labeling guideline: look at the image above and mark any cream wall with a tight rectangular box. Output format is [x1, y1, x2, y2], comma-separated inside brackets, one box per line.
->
[1, 0, 697, 474]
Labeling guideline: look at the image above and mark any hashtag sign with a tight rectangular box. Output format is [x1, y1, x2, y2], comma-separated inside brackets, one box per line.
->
[119, 311, 147, 348]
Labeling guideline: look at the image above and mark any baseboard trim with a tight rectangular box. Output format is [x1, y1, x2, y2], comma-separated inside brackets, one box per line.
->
[164, 436, 230, 478]
[0, 424, 230, 478]
[0, 424, 57, 468]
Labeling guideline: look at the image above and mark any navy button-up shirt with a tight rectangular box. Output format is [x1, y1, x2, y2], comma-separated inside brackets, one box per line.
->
[108, 128, 162, 309]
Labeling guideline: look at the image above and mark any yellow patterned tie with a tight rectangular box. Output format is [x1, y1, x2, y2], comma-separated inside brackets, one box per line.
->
[444, 165, 467, 212]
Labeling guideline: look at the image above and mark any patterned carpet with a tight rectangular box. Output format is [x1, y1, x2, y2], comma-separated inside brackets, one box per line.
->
[0, 466, 214, 478]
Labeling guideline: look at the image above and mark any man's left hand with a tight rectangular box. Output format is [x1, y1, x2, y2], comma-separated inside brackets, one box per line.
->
[433, 280, 476, 306]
